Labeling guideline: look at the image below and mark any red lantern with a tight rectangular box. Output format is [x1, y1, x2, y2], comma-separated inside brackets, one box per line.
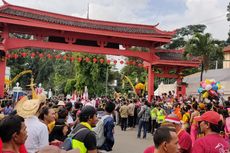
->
[93, 58, 97, 63]
[6, 54, 11, 59]
[70, 57, 75, 62]
[113, 60, 117, 64]
[126, 61, 130, 65]
[107, 60, 111, 64]
[21, 52, 27, 58]
[99, 59, 104, 64]
[47, 54, 52, 59]
[77, 57, 82, 62]
[120, 60, 124, 64]
[14, 54, 18, 59]
[138, 63, 143, 67]
[31, 53, 35, 58]
[55, 55, 61, 59]
[85, 57, 90, 62]
[39, 53, 44, 58]
[63, 55, 67, 61]
[132, 61, 136, 65]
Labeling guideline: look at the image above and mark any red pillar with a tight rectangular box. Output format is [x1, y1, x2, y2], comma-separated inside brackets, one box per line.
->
[148, 66, 154, 102]
[0, 58, 6, 98]
[176, 76, 182, 98]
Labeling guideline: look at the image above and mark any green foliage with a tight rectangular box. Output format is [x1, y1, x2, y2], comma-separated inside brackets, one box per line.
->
[75, 53, 108, 97]
[164, 24, 207, 49]
[185, 33, 223, 71]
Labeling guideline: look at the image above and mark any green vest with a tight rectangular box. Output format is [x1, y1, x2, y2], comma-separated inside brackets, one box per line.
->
[157, 109, 165, 122]
[150, 108, 157, 119]
[72, 139, 87, 153]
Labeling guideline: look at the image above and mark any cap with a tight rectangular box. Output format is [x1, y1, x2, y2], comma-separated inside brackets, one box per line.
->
[195, 111, 221, 125]
[57, 101, 65, 106]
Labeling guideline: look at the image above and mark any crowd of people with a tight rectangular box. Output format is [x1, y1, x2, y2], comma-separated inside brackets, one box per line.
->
[0, 91, 229, 153]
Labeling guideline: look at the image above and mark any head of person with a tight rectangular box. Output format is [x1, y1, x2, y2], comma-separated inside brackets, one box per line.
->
[58, 107, 68, 120]
[105, 101, 115, 114]
[65, 102, 73, 112]
[0, 115, 27, 145]
[153, 127, 179, 153]
[164, 114, 182, 132]
[79, 106, 97, 127]
[195, 111, 222, 135]
[192, 102, 198, 110]
[38, 106, 56, 124]
[15, 96, 45, 118]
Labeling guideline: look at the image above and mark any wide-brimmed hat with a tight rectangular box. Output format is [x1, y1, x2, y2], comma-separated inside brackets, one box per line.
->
[15, 96, 41, 118]
[37, 145, 79, 153]
[57, 101, 65, 106]
[0, 114, 4, 120]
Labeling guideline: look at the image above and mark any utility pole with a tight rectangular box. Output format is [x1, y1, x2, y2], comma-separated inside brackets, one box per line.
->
[215, 60, 218, 69]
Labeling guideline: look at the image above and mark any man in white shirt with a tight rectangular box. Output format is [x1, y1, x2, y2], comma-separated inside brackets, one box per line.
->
[15, 96, 49, 153]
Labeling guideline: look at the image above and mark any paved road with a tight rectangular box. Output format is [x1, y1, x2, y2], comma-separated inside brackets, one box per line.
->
[112, 125, 153, 153]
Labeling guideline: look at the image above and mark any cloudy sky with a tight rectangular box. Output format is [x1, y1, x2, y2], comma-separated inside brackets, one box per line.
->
[0, 0, 228, 40]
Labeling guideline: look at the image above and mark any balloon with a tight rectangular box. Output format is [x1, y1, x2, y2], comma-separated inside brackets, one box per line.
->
[201, 82, 206, 89]
[205, 84, 212, 91]
[217, 84, 222, 89]
[216, 81, 220, 85]
[212, 85, 218, 91]
[210, 79, 216, 83]
[202, 92, 209, 98]
[205, 79, 211, 85]
[209, 90, 218, 97]
[217, 89, 224, 95]
[200, 81, 205, 86]
[198, 87, 203, 93]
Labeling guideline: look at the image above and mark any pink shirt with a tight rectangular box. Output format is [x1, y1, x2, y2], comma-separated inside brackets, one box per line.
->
[192, 134, 229, 153]
[178, 130, 192, 153]
[143, 146, 154, 153]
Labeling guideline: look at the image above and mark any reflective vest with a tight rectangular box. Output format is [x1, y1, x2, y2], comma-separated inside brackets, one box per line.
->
[157, 109, 165, 123]
[72, 139, 87, 153]
[71, 122, 92, 153]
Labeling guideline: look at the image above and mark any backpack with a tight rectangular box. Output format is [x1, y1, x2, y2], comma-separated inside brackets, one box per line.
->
[93, 115, 110, 147]
[60, 127, 88, 151]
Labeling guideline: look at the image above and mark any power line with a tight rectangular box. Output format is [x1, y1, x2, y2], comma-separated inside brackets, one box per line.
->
[196, 13, 227, 23]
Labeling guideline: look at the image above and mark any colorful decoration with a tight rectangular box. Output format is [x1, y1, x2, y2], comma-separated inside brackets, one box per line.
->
[99, 59, 104, 64]
[30, 53, 35, 58]
[7, 52, 147, 69]
[198, 79, 224, 100]
[39, 53, 44, 58]
[21, 52, 27, 58]
[93, 58, 97, 63]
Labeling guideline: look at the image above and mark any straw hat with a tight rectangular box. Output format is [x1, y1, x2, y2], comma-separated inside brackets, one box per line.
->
[0, 114, 4, 120]
[57, 101, 65, 106]
[15, 97, 41, 118]
[37, 146, 79, 153]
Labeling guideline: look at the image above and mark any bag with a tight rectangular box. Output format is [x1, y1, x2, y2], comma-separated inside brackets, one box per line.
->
[60, 127, 87, 150]
[93, 115, 110, 147]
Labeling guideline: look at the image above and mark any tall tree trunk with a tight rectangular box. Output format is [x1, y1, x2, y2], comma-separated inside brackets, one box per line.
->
[198, 62, 204, 102]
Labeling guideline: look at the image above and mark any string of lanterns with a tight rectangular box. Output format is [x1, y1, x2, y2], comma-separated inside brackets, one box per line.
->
[5, 52, 145, 67]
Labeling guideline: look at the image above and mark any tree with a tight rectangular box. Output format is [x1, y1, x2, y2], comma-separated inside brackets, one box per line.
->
[184, 33, 224, 82]
[164, 24, 207, 49]
[226, 2, 230, 44]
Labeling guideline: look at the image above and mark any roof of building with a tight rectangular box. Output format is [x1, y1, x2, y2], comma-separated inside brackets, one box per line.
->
[183, 68, 230, 83]
[0, 3, 174, 37]
[156, 52, 184, 60]
[224, 45, 230, 53]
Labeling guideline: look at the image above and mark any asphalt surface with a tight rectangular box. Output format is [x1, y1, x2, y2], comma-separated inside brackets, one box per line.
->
[112, 125, 153, 153]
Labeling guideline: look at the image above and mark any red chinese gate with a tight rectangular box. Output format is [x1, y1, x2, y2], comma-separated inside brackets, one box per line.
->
[0, 1, 200, 101]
